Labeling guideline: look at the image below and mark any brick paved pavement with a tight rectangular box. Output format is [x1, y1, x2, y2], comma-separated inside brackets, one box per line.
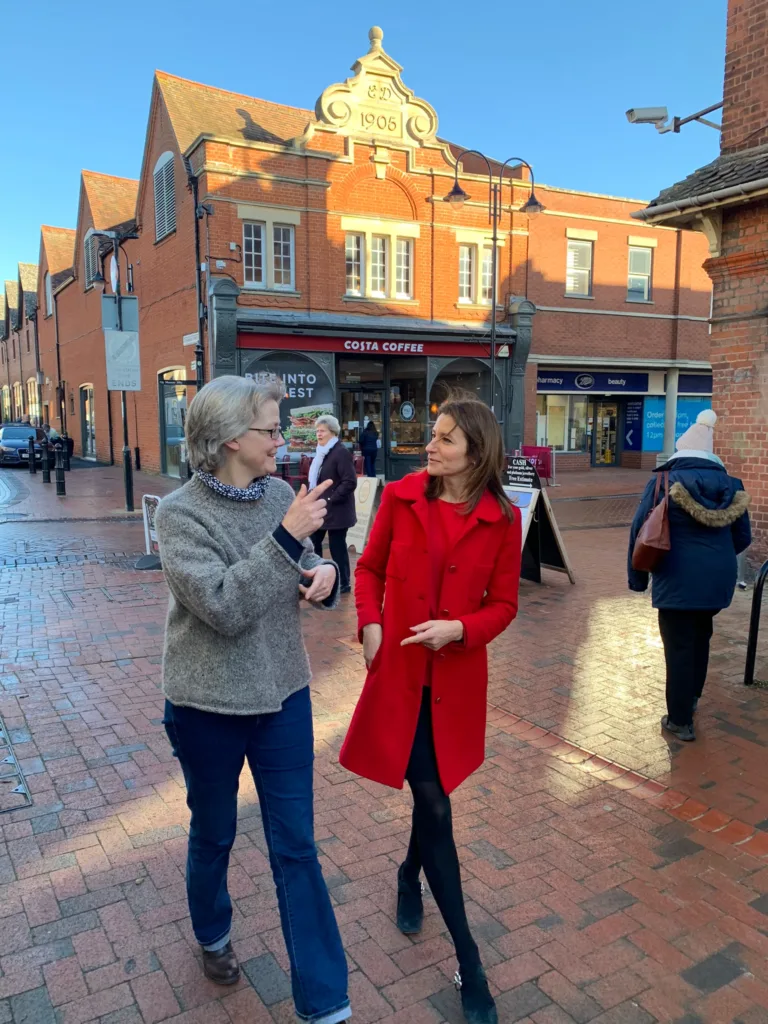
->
[2, 468, 768, 1023]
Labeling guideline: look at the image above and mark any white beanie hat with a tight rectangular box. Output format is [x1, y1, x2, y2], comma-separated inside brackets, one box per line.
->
[676, 408, 717, 452]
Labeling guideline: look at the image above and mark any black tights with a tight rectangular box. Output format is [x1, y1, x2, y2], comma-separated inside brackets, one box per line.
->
[402, 696, 479, 969]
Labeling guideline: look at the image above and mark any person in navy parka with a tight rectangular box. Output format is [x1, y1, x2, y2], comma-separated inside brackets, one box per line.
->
[628, 410, 751, 742]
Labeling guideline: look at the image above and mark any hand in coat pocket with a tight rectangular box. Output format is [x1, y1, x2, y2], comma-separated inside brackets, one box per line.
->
[362, 623, 383, 668]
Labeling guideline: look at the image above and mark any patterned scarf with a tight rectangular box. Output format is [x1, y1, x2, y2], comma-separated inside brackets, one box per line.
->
[196, 470, 271, 502]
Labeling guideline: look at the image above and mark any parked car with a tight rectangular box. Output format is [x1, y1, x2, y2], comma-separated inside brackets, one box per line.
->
[0, 425, 46, 466]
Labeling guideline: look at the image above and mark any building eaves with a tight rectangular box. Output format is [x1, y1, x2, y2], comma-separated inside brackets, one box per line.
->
[236, 306, 516, 340]
[635, 144, 768, 222]
[82, 170, 139, 230]
[18, 263, 39, 317]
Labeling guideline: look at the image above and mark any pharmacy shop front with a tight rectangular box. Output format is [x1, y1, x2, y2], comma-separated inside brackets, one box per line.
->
[535, 369, 712, 470]
[237, 333, 504, 479]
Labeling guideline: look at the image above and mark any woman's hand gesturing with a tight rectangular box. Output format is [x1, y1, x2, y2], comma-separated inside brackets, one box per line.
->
[282, 480, 333, 541]
[400, 620, 464, 651]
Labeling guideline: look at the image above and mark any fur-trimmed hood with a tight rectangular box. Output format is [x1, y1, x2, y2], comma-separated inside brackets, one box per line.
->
[670, 482, 751, 527]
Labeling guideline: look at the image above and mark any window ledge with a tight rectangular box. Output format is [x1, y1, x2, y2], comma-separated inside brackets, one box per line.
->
[563, 294, 594, 300]
[455, 303, 503, 311]
[241, 287, 302, 298]
[626, 298, 654, 305]
[154, 229, 177, 247]
[342, 295, 419, 305]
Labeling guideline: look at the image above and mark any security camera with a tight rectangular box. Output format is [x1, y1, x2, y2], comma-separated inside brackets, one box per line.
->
[626, 107, 669, 125]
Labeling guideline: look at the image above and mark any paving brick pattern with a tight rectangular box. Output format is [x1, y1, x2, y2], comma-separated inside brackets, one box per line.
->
[1, 467, 768, 1022]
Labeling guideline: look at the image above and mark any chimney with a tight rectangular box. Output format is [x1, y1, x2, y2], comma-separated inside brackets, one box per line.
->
[721, 0, 768, 152]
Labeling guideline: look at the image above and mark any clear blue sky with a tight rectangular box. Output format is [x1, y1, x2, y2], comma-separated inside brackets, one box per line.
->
[0, 0, 726, 284]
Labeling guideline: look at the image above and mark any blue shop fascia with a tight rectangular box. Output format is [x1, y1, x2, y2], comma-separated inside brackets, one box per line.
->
[534, 365, 712, 468]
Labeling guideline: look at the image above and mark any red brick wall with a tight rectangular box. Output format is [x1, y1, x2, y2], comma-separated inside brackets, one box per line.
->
[722, 0, 768, 152]
[36, 248, 61, 430]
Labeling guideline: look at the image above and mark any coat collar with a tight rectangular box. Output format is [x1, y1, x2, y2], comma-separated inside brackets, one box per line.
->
[393, 470, 503, 536]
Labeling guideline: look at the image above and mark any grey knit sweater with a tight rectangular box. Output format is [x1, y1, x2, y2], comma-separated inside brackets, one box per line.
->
[156, 475, 338, 715]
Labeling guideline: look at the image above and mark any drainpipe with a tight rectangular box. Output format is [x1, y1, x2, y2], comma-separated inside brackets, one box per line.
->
[186, 159, 206, 391]
[30, 310, 42, 421]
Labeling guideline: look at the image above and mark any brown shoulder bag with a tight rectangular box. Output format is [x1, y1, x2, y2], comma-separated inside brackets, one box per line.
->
[632, 471, 671, 572]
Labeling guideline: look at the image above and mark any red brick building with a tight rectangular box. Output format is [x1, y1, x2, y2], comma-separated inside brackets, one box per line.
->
[10, 27, 712, 479]
[635, 0, 768, 555]
[36, 225, 76, 432]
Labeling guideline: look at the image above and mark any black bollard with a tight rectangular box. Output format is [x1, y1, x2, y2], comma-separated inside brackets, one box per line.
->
[28, 436, 36, 474]
[62, 435, 71, 471]
[41, 440, 51, 484]
[55, 447, 66, 497]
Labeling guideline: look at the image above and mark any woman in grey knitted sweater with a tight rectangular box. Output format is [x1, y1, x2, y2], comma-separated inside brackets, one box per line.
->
[156, 376, 350, 1024]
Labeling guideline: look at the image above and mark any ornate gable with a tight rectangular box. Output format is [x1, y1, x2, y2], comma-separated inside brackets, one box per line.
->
[314, 27, 438, 148]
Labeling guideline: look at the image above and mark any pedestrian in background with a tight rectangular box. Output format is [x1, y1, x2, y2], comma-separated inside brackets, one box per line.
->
[340, 396, 522, 1024]
[628, 409, 751, 742]
[360, 420, 379, 477]
[310, 414, 357, 594]
[156, 376, 350, 1024]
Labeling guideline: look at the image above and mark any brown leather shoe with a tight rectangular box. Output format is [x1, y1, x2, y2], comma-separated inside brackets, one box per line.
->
[201, 941, 241, 985]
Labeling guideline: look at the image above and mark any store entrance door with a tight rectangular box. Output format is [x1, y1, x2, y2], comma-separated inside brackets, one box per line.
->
[592, 401, 619, 466]
[340, 390, 385, 475]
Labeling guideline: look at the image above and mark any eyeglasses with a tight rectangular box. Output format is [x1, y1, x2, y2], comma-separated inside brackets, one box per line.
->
[247, 427, 284, 441]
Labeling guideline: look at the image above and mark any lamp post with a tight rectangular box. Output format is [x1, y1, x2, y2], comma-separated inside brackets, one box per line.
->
[444, 153, 543, 427]
[86, 227, 139, 512]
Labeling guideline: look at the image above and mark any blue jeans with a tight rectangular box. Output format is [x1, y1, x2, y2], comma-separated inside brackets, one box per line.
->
[163, 687, 349, 1023]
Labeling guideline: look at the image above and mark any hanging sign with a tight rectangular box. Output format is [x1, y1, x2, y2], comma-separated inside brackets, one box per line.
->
[105, 330, 141, 392]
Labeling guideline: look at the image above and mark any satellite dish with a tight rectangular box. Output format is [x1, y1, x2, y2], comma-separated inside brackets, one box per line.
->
[110, 254, 119, 293]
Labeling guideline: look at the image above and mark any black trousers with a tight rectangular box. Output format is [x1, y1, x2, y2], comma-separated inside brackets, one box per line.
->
[658, 609, 717, 727]
[311, 528, 350, 590]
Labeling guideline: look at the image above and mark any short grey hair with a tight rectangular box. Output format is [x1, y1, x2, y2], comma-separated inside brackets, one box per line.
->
[186, 375, 284, 473]
[315, 414, 340, 435]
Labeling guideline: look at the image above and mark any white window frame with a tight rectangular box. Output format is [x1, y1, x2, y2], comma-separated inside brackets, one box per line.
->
[340, 217, 420, 301]
[238, 205, 301, 293]
[480, 246, 495, 305]
[370, 236, 388, 298]
[44, 272, 53, 317]
[345, 233, 364, 296]
[458, 244, 475, 303]
[565, 239, 593, 297]
[153, 152, 176, 242]
[243, 221, 266, 289]
[271, 224, 295, 291]
[627, 245, 653, 302]
[395, 238, 412, 299]
[454, 230, 504, 307]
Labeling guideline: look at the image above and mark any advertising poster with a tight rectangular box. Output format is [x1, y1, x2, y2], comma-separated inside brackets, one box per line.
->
[242, 357, 334, 454]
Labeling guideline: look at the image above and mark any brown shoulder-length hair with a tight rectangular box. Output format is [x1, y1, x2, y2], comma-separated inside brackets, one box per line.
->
[424, 393, 514, 520]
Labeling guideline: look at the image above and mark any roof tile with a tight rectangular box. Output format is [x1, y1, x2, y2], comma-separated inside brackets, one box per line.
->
[82, 170, 139, 229]
[648, 143, 768, 208]
[41, 226, 76, 275]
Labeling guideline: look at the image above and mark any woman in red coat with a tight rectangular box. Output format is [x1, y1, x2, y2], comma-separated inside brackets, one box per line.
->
[340, 396, 522, 1024]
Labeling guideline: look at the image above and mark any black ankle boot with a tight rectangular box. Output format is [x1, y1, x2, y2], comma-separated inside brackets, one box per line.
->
[396, 863, 424, 934]
[454, 963, 497, 1024]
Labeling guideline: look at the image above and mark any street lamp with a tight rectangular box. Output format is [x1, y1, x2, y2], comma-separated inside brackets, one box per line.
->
[444, 152, 543, 423]
[85, 227, 139, 512]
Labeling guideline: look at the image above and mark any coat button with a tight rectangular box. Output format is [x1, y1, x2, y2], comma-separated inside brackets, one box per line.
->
[448, 565, 457, 573]
[435, 696, 441, 703]
[441, 609, 450, 617]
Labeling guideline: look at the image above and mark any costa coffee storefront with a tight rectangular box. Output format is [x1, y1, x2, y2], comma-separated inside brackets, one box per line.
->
[237, 332, 505, 479]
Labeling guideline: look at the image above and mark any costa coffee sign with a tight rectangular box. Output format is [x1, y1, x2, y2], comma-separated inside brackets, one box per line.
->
[237, 333, 508, 358]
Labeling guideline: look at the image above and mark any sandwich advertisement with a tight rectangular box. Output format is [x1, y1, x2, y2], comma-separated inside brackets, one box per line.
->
[242, 358, 335, 454]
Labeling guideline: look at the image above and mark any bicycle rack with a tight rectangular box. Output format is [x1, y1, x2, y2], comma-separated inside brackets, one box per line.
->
[744, 559, 768, 687]
[0, 713, 32, 813]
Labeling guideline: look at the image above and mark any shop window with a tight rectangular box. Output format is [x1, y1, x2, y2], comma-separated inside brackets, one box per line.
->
[395, 239, 412, 299]
[159, 368, 189, 478]
[389, 358, 427, 456]
[26, 379, 39, 424]
[566, 240, 593, 297]
[153, 152, 176, 241]
[338, 357, 384, 385]
[1, 386, 10, 422]
[12, 382, 23, 420]
[430, 357, 497, 411]
[345, 234, 363, 295]
[536, 394, 589, 452]
[458, 245, 474, 303]
[627, 246, 652, 302]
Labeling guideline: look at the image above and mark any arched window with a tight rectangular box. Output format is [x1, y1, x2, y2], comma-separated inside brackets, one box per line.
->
[1, 385, 11, 422]
[26, 378, 40, 424]
[12, 382, 23, 420]
[154, 152, 176, 241]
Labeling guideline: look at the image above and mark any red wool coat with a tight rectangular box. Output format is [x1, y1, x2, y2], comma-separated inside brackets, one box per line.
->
[339, 471, 522, 795]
